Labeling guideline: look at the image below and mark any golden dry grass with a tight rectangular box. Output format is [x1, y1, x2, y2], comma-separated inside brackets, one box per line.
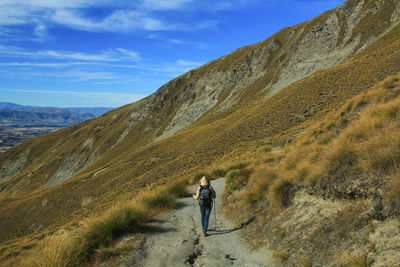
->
[221, 73, 400, 265]
[0, 1, 399, 263]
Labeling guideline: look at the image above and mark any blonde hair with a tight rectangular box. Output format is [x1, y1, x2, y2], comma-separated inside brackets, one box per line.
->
[199, 176, 210, 186]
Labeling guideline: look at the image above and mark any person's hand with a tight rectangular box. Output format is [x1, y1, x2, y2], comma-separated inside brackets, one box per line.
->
[192, 193, 196, 198]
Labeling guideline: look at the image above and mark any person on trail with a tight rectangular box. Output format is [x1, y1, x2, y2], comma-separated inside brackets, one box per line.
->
[192, 176, 216, 237]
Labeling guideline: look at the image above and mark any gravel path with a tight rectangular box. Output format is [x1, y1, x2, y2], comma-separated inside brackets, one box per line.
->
[135, 178, 271, 266]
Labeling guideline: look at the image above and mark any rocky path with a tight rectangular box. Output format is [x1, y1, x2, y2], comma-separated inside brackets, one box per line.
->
[134, 178, 271, 266]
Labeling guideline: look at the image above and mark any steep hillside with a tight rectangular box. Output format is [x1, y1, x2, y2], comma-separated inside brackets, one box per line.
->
[0, 0, 399, 263]
[222, 73, 400, 266]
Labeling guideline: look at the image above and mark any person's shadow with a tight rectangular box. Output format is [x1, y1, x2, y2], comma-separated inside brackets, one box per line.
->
[206, 216, 255, 236]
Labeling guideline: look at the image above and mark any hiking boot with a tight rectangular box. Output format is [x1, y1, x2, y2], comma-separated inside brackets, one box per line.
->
[203, 231, 208, 237]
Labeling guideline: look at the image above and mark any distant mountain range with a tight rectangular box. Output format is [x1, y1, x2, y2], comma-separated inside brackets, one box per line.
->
[0, 102, 114, 116]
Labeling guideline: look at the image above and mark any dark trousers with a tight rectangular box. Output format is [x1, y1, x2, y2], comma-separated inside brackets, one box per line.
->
[200, 205, 212, 232]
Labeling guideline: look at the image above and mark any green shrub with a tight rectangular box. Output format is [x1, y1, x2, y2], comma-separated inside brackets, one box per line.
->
[212, 168, 228, 177]
[142, 193, 176, 210]
[225, 169, 240, 193]
[82, 207, 146, 255]
[166, 182, 187, 198]
[227, 162, 251, 171]
[212, 162, 251, 179]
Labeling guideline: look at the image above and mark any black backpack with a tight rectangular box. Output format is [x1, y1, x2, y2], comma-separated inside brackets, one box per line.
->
[199, 186, 212, 208]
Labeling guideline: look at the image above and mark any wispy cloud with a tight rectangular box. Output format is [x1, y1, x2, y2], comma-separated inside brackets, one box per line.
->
[0, 45, 141, 62]
[141, 0, 194, 10]
[176, 59, 204, 67]
[0, 68, 121, 82]
[51, 9, 171, 32]
[0, 62, 88, 67]
[0, 0, 255, 39]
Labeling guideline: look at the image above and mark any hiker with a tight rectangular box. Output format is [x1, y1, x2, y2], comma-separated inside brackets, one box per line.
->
[192, 176, 216, 236]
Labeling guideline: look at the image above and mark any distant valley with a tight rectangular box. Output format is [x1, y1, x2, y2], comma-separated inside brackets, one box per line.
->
[0, 102, 114, 152]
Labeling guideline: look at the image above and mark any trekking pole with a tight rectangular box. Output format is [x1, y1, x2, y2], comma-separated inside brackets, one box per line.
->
[191, 193, 195, 233]
[214, 198, 217, 231]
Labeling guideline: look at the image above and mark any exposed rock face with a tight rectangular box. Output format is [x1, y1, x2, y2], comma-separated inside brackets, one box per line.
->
[1, 0, 399, 190]
[108, 0, 400, 147]
[0, 149, 30, 183]
[152, 0, 400, 140]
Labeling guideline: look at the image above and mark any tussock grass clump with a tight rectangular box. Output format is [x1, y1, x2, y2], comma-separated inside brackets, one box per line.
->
[166, 181, 188, 198]
[384, 173, 400, 216]
[212, 168, 227, 177]
[82, 206, 146, 257]
[225, 169, 240, 193]
[363, 131, 400, 173]
[143, 193, 176, 210]
[35, 206, 146, 267]
[211, 161, 251, 178]
[298, 257, 312, 267]
[243, 166, 278, 204]
[228, 162, 251, 171]
[345, 253, 372, 267]
[268, 178, 294, 208]
[272, 249, 289, 263]
[34, 234, 82, 267]
[143, 182, 187, 210]
[324, 141, 360, 179]
[35, 181, 188, 266]
[225, 167, 253, 194]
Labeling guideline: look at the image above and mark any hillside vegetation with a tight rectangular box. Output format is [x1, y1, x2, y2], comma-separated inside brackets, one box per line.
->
[0, 0, 399, 265]
[222, 74, 400, 266]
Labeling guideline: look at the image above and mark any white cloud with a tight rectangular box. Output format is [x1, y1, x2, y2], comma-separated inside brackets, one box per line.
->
[50, 9, 170, 32]
[167, 39, 184, 44]
[0, 0, 252, 37]
[0, 45, 141, 62]
[176, 59, 204, 67]
[141, 0, 194, 10]
[33, 24, 50, 41]
[0, 62, 87, 67]
[0, 69, 120, 81]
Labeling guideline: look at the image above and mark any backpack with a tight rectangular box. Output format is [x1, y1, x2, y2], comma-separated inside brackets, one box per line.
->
[199, 186, 212, 208]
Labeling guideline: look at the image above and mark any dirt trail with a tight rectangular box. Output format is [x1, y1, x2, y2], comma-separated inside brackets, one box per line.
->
[134, 178, 272, 266]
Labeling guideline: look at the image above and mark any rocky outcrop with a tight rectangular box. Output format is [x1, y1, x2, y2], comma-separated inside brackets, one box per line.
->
[0, 149, 30, 183]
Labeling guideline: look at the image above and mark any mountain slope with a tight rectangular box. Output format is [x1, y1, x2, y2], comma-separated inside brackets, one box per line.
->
[222, 73, 400, 266]
[0, 0, 399, 260]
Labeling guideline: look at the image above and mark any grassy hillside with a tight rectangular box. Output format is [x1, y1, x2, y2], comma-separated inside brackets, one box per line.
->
[222, 73, 400, 266]
[0, 0, 399, 265]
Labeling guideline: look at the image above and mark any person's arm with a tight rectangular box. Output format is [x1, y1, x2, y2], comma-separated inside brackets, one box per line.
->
[192, 187, 200, 200]
[210, 186, 216, 199]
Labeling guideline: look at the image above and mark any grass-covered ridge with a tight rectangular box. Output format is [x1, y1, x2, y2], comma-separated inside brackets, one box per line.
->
[222, 74, 400, 266]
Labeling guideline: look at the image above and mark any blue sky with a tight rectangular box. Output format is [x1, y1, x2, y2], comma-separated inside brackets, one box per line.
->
[0, 0, 346, 108]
